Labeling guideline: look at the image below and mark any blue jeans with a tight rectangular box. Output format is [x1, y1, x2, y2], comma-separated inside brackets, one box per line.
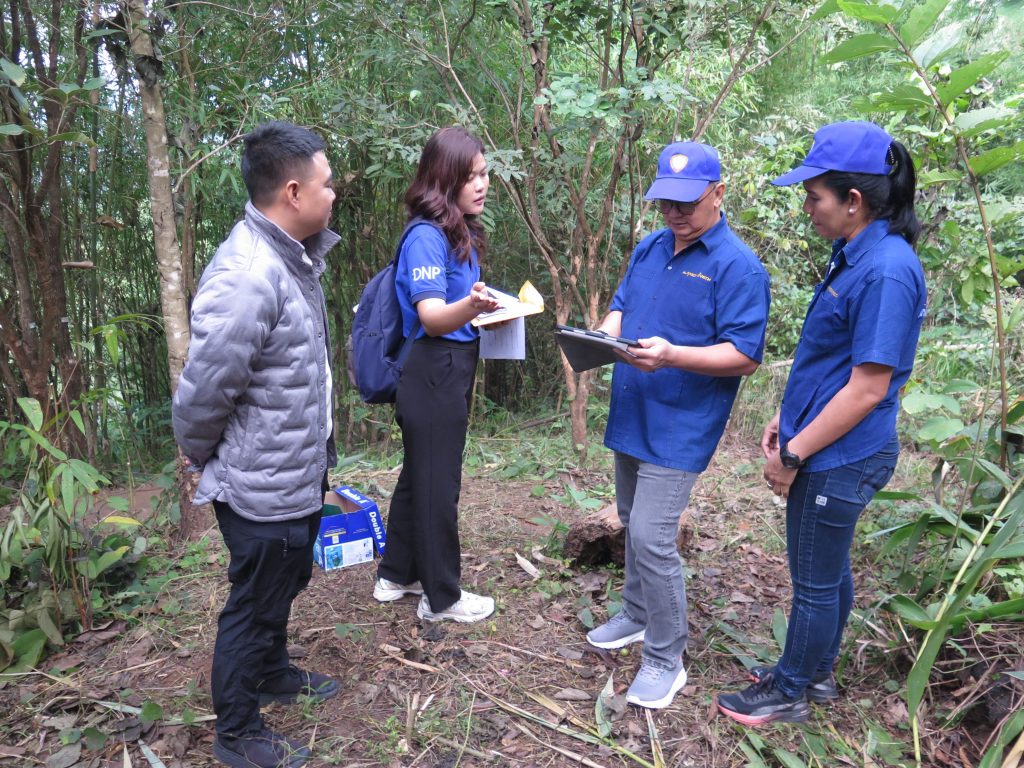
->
[775, 439, 899, 698]
[615, 452, 698, 670]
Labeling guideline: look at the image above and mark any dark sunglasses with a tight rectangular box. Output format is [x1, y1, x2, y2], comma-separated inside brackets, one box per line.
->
[657, 184, 717, 215]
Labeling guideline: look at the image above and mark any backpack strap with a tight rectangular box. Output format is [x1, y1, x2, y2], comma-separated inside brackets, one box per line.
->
[392, 217, 442, 366]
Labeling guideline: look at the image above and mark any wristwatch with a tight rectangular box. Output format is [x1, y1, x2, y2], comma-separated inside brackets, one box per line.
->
[779, 444, 806, 469]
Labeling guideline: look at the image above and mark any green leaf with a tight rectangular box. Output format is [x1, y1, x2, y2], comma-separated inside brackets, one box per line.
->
[16, 397, 43, 431]
[886, 595, 939, 629]
[82, 76, 106, 90]
[771, 607, 788, 651]
[0, 58, 27, 86]
[913, 22, 963, 68]
[69, 410, 86, 435]
[973, 458, 1013, 490]
[970, 141, 1024, 177]
[577, 606, 594, 629]
[594, 673, 615, 739]
[917, 416, 964, 443]
[961, 273, 976, 304]
[42, 87, 69, 105]
[48, 132, 96, 147]
[82, 546, 129, 579]
[140, 700, 164, 724]
[908, 498, 1024, 719]
[811, 0, 843, 20]
[105, 496, 131, 512]
[60, 466, 75, 518]
[0, 124, 25, 136]
[824, 33, 898, 64]
[954, 106, 1013, 137]
[977, 708, 1024, 768]
[772, 748, 808, 768]
[35, 609, 64, 646]
[873, 489, 921, 501]
[27, 429, 66, 460]
[900, 0, 950, 47]
[856, 83, 933, 113]
[936, 51, 1009, 107]
[82, 727, 107, 751]
[2, 628, 47, 675]
[836, 0, 900, 24]
[917, 169, 963, 187]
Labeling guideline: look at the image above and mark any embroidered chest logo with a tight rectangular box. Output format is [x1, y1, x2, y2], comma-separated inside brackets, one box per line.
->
[682, 270, 711, 282]
[827, 286, 840, 298]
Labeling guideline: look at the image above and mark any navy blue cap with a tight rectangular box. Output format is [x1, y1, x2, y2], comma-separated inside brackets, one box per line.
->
[644, 142, 721, 202]
[772, 121, 894, 186]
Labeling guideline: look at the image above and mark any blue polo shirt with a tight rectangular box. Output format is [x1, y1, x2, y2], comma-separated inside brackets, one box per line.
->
[604, 215, 770, 472]
[395, 223, 480, 342]
[780, 218, 927, 472]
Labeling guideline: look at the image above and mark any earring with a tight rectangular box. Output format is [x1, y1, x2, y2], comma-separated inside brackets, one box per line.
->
[848, 208, 855, 214]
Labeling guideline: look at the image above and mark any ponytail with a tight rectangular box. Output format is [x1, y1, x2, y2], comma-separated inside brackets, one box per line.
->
[885, 141, 920, 246]
[820, 139, 921, 247]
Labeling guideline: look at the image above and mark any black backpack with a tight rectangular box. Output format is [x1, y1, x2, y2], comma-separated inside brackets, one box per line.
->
[348, 219, 438, 404]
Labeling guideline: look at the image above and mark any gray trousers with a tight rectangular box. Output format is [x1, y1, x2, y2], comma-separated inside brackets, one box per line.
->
[615, 452, 698, 670]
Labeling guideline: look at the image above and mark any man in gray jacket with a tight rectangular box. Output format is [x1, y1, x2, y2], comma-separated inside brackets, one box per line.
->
[173, 121, 339, 768]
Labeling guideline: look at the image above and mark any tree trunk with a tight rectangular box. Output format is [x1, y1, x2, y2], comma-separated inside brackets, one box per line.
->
[125, 0, 205, 540]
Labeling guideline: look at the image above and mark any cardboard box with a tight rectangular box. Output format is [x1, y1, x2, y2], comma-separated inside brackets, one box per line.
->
[314, 486, 387, 571]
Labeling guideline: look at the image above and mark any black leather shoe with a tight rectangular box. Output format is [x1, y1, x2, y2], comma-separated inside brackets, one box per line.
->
[213, 727, 310, 768]
[257, 665, 339, 706]
[748, 664, 838, 703]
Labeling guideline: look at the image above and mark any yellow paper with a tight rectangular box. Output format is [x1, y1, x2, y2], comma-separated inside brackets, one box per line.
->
[472, 281, 545, 326]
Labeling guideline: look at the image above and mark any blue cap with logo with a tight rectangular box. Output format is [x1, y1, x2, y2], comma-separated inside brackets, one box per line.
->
[644, 141, 721, 202]
[772, 120, 895, 186]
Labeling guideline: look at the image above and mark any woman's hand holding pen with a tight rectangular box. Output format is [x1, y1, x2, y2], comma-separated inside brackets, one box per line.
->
[469, 282, 500, 313]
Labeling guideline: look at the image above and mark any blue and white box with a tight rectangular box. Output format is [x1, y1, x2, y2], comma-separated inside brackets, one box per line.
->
[314, 486, 387, 571]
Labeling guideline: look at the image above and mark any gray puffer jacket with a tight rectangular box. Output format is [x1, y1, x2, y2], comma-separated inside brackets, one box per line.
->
[172, 202, 340, 522]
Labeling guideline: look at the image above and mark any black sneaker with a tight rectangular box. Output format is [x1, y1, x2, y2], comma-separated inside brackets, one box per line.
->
[213, 727, 311, 768]
[717, 671, 810, 726]
[257, 665, 339, 706]
[748, 664, 838, 703]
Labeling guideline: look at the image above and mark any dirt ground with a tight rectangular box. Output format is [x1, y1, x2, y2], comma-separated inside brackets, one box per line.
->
[1, 439, 1011, 767]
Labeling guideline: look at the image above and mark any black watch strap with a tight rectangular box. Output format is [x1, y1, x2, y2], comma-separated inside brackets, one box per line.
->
[780, 445, 806, 469]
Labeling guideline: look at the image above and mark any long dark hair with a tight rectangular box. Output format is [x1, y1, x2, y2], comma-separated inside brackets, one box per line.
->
[404, 126, 487, 263]
[820, 140, 921, 246]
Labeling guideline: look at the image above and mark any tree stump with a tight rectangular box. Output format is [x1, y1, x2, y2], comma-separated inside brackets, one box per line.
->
[564, 503, 693, 567]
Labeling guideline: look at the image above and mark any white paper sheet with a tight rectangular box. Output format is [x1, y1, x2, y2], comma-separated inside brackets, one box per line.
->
[479, 316, 526, 360]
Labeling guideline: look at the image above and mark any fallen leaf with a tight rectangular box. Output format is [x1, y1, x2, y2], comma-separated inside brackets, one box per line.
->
[573, 572, 608, 593]
[527, 615, 546, 630]
[555, 646, 583, 661]
[514, 552, 542, 580]
[45, 743, 81, 768]
[553, 687, 591, 701]
[729, 591, 755, 604]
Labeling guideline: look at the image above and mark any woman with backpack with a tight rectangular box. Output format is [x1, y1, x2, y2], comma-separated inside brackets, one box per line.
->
[716, 121, 927, 725]
[371, 126, 501, 623]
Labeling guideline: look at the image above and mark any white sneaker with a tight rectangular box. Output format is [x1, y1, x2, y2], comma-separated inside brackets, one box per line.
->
[373, 578, 424, 602]
[416, 590, 495, 623]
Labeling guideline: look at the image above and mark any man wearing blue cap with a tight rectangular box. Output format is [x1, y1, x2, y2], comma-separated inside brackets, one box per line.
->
[585, 141, 770, 709]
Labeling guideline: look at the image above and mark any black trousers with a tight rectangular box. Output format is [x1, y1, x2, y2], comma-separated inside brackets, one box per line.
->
[378, 336, 477, 613]
[211, 497, 322, 735]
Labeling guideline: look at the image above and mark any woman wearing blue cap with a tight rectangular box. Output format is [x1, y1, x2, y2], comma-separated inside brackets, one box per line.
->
[717, 121, 927, 725]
